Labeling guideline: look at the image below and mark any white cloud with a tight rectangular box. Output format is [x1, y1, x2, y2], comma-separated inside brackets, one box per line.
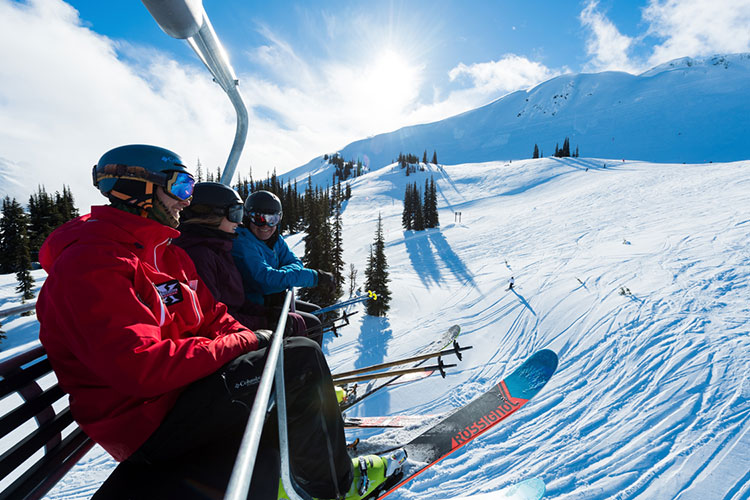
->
[643, 0, 750, 67]
[0, 0, 237, 209]
[578, 0, 750, 74]
[448, 54, 557, 95]
[579, 1, 640, 73]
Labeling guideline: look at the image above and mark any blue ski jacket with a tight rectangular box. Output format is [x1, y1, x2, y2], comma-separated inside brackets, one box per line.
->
[232, 226, 319, 305]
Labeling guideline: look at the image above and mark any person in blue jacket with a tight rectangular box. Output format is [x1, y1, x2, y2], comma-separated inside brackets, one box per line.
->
[232, 190, 334, 344]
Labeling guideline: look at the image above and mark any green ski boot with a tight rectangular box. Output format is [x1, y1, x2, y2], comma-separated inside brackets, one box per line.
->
[277, 449, 407, 500]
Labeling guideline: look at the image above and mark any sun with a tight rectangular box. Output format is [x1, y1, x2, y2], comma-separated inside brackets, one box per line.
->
[359, 48, 420, 122]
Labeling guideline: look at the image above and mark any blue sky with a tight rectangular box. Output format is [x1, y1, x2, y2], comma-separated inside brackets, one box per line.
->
[1, 0, 749, 208]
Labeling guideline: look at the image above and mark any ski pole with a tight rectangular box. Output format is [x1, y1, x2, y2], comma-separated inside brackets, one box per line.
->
[333, 359, 456, 386]
[311, 290, 377, 316]
[332, 340, 471, 380]
[303, 310, 359, 338]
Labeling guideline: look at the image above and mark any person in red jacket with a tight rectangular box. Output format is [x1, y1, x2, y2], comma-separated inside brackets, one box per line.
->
[36, 145, 396, 500]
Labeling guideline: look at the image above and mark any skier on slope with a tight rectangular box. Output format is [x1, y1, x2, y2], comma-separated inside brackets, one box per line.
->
[36, 145, 398, 500]
[232, 190, 334, 342]
[172, 181, 311, 340]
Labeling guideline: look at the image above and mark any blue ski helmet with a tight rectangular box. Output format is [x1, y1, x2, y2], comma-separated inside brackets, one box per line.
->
[92, 144, 194, 210]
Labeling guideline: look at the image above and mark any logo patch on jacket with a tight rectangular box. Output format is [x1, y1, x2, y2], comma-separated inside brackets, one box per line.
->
[155, 280, 183, 306]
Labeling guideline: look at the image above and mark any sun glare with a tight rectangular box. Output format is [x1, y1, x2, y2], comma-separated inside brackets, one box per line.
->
[358, 48, 420, 126]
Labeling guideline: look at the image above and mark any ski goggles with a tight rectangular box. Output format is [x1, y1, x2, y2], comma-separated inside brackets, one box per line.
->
[163, 171, 195, 201]
[226, 204, 244, 223]
[246, 211, 282, 227]
[94, 164, 195, 201]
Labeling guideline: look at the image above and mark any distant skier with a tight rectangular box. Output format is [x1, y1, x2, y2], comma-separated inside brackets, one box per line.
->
[507, 276, 515, 291]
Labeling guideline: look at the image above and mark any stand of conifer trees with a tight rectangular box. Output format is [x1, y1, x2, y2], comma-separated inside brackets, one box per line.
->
[402, 176, 439, 231]
[0, 186, 79, 318]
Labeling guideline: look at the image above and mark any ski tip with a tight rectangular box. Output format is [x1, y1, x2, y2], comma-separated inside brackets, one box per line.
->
[449, 324, 461, 336]
[441, 477, 545, 500]
[502, 478, 545, 499]
[506, 349, 558, 399]
[531, 349, 558, 372]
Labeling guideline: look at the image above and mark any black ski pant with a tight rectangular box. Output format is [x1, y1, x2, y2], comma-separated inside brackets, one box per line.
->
[98, 337, 352, 500]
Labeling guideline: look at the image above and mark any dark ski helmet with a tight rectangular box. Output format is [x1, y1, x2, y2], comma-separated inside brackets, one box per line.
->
[244, 190, 282, 214]
[244, 190, 283, 228]
[92, 144, 194, 212]
[181, 182, 244, 224]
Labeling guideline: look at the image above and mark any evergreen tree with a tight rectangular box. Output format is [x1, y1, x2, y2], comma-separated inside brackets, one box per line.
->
[332, 201, 345, 297]
[423, 176, 439, 228]
[196, 158, 204, 182]
[16, 237, 35, 304]
[562, 137, 571, 157]
[533, 144, 540, 159]
[0, 196, 35, 300]
[56, 185, 78, 222]
[402, 184, 413, 230]
[1, 197, 29, 274]
[412, 186, 425, 231]
[299, 182, 337, 307]
[345, 183, 352, 200]
[422, 150, 428, 163]
[364, 214, 390, 316]
[432, 150, 438, 164]
[27, 186, 57, 258]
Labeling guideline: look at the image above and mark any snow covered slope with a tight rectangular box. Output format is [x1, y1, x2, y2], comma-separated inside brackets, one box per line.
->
[2, 156, 749, 499]
[284, 54, 750, 188]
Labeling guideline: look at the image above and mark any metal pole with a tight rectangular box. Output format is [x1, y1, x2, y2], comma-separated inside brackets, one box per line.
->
[186, 16, 248, 185]
[224, 289, 292, 500]
[141, 0, 248, 186]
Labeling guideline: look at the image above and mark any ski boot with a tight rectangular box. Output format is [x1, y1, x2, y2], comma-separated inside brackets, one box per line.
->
[277, 449, 407, 500]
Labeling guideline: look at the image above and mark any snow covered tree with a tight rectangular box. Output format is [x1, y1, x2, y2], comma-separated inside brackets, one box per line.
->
[348, 263, 358, 297]
[364, 214, 390, 316]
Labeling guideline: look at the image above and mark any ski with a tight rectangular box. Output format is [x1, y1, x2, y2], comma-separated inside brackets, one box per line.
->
[374, 349, 558, 499]
[313, 290, 377, 316]
[344, 414, 444, 429]
[339, 325, 461, 411]
[446, 478, 545, 500]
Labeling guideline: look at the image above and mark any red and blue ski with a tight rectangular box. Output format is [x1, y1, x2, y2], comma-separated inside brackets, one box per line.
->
[374, 349, 558, 499]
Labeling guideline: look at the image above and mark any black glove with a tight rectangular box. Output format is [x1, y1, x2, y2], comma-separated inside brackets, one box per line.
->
[316, 270, 336, 290]
[253, 329, 274, 349]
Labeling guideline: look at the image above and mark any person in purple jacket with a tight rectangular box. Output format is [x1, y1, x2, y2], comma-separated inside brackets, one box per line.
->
[173, 182, 309, 338]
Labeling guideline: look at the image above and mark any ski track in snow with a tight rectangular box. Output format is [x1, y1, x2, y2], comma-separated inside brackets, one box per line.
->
[1, 157, 748, 499]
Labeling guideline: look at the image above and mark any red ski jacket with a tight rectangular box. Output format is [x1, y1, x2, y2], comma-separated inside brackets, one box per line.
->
[37, 206, 260, 461]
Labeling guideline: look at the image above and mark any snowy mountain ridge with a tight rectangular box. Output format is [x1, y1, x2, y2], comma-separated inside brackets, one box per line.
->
[283, 53, 750, 188]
